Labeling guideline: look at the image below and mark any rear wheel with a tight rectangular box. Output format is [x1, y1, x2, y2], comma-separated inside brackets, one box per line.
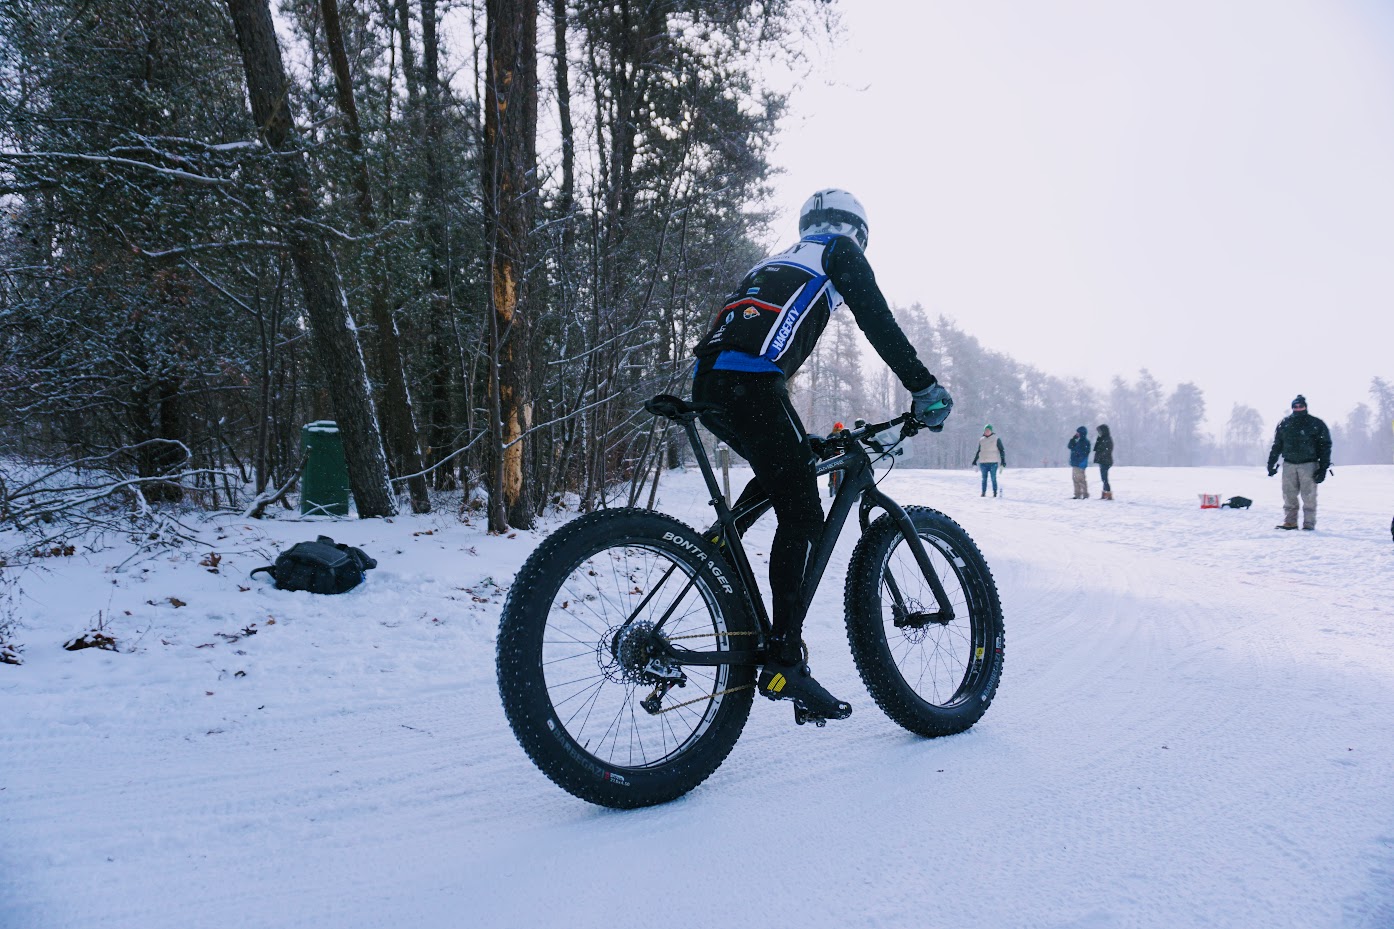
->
[845, 507, 1004, 737]
[497, 509, 756, 808]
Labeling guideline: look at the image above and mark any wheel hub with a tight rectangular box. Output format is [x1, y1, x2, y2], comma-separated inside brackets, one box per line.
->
[609, 620, 669, 685]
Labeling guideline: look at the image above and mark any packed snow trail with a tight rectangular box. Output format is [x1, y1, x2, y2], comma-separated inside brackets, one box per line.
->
[2, 465, 1392, 929]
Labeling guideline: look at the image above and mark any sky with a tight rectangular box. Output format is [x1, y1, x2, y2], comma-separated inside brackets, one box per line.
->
[768, 0, 1394, 434]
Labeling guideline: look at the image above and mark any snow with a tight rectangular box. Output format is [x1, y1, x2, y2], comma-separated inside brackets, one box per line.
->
[3, 464, 1393, 929]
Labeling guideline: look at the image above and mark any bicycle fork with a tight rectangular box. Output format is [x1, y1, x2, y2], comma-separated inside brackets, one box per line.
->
[810, 451, 957, 628]
[858, 487, 957, 628]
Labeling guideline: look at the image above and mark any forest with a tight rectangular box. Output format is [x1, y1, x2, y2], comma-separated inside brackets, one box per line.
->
[2, 0, 1392, 539]
[797, 310, 1394, 472]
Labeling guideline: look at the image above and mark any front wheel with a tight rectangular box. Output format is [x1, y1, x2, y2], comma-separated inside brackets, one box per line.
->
[845, 507, 1004, 737]
[496, 509, 756, 808]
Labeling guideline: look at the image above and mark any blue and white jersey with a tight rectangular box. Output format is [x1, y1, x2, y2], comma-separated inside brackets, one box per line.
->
[694, 234, 846, 377]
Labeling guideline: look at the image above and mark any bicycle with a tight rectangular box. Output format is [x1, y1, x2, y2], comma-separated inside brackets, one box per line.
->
[496, 394, 1005, 809]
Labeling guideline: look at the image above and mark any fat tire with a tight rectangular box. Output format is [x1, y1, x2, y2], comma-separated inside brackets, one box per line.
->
[497, 508, 756, 808]
[844, 506, 1004, 737]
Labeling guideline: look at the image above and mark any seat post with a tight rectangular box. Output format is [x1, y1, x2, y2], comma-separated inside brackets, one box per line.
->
[682, 417, 736, 525]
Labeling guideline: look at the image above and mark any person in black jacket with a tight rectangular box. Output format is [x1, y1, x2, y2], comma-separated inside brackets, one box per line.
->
[1094, 424, 1115, 500]
[1266, 394, 1331, 530]
[1068, 427, 1091, 498]
[691, 188, 952, 723]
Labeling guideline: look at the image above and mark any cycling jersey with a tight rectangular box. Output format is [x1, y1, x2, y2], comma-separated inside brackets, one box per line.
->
[693, 234, 933, 392]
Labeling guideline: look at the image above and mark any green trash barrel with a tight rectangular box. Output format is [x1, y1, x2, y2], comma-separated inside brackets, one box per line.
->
[301, 421, 350, 517]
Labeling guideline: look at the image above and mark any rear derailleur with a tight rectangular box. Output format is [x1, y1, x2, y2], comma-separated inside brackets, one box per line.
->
[639, 657, 687, 715]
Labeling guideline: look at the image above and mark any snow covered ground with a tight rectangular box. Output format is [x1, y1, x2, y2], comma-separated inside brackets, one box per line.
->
[3, 462, 1393, 929]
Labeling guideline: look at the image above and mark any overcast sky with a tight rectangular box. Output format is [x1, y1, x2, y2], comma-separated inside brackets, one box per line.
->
[767, 0, 1394, 432]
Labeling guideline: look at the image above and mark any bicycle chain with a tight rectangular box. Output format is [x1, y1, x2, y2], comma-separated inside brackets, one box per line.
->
[655, 683, 755, 714]
[653, 630, 758, 713]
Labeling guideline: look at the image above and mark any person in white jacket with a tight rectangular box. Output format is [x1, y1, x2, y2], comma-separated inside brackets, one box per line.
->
[972, 424, 1006, 497]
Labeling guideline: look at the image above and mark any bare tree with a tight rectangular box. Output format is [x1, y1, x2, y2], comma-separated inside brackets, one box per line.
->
[483, 0, 539, 530]
[226, 0, 396, 517]
[319, 0, 431, 513]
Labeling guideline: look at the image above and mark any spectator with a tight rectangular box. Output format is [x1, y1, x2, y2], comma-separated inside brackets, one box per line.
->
[972, 424, 1006, 497]
[1095, 424, 1115, 500]
[1068, 426, 1091, 499]
[1266, 394, 1331, 530]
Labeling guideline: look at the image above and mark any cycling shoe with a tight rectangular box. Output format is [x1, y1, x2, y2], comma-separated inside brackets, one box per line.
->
[758, 660, 852, 725]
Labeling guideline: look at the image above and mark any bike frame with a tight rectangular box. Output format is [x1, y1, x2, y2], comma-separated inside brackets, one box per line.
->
[645, 399, 957, 670]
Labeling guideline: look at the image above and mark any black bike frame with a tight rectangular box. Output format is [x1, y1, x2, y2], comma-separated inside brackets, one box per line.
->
[655, 406, 956, 670]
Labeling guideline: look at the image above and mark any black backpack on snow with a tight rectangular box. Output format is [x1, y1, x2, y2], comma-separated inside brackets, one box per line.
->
[251, 536, 376, 594]
[1221, 496, 1253, 510]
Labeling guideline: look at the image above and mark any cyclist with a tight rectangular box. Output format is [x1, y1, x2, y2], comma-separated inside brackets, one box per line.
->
[691, 188, 952, 723]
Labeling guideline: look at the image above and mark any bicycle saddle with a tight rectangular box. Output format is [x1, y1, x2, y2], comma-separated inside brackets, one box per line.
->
[644, 394, 723, 421]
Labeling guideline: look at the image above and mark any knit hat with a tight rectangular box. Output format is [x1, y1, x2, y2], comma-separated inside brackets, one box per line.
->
[983, 424, 993, 433]
[1291, 394, 1307, 408]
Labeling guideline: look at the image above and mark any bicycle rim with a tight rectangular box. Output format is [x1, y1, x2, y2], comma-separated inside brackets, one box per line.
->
[541, 541, 738, 770]
[878, 532, 988, 708]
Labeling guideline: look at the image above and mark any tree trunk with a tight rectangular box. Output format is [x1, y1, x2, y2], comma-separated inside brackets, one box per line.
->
[551, 0, 574, 221]
[418, 0, 460, 491]
[225, 0, 397, 518]
[484, 0, 538, 530]
[320, 0, 431, 514]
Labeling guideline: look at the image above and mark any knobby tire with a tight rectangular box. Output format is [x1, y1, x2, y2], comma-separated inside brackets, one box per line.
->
[496, 509, 756, 809]
[845, 507, 1005, 737]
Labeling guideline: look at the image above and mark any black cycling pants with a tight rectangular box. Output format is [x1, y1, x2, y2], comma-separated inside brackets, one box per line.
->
[692, 367, 823, 658]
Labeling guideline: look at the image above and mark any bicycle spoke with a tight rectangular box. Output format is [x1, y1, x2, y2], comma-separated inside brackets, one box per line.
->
[565, 677, 608, 735]
[878, 533, 979, 708]
[539, 540, 736, 769]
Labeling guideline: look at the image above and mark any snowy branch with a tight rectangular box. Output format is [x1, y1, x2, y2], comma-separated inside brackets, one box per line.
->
[137, 240, 286, 259]
[243, 453, 307, 519]
[0, 151, 235, 186]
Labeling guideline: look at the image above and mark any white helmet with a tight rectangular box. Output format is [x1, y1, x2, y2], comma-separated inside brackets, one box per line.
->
[798, 188, 869, 249]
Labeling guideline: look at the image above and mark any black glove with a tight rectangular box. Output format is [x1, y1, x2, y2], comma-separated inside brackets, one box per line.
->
[1313, 465, 1328, 484]
[1267, 465, 1277, 477]
[911, 383, 952, 432]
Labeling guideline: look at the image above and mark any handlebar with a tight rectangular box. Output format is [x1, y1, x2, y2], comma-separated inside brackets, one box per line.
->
[640, 393, 936, 460]
[811, 411, 926, 460]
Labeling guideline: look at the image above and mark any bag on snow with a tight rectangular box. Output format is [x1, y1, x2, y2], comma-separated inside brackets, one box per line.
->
[1221, 496, 1253, 510]
[250, 536, 377, 594]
